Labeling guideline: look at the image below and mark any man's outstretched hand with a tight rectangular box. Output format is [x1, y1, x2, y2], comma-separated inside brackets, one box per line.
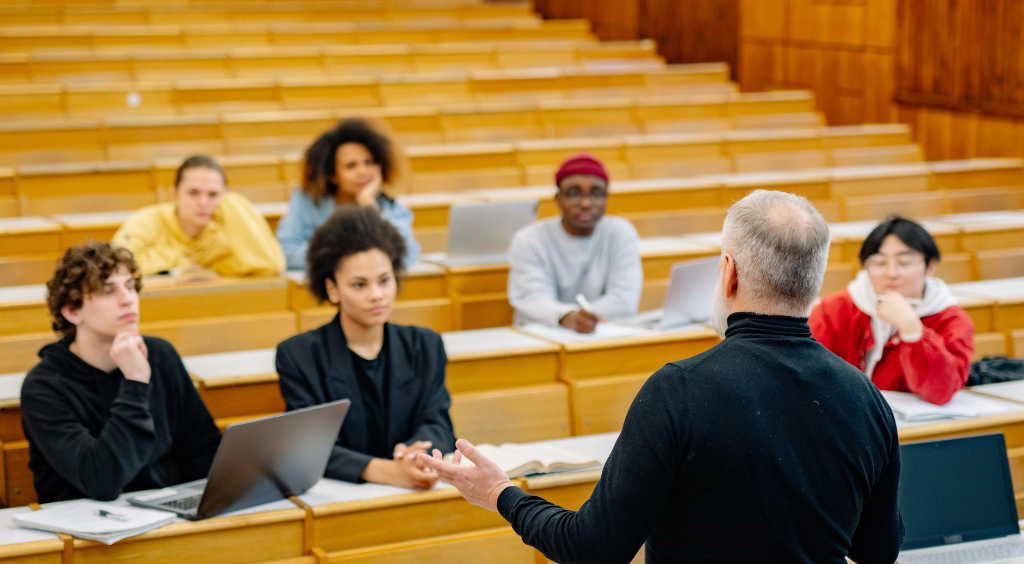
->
[417, 439, 514, 512]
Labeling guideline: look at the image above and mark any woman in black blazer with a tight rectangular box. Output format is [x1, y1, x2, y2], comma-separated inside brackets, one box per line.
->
[275, 206, 455, 489]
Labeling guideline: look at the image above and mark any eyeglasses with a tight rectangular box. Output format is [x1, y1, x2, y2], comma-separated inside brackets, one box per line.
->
[864, 256, 924, 275]
[559, 188, 608, 206]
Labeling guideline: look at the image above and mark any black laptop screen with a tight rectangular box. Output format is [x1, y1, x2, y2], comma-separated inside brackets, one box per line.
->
[899, 434, 1020, 550]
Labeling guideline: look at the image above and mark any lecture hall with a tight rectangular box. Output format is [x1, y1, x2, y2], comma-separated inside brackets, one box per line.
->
[0, 0, 1023, 562]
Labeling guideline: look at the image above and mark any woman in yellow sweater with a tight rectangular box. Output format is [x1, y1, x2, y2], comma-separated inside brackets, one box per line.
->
[112, 155, 285, 277]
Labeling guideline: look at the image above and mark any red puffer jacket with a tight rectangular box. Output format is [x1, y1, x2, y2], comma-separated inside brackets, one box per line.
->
[809, 289, 975, 405]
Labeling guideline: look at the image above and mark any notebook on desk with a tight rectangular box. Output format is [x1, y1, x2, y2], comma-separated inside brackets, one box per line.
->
[896, 434, 1024, 564]
[619, 256, 719, 331]
[443, 200, 538, 266]
[128, 399, 350, 520]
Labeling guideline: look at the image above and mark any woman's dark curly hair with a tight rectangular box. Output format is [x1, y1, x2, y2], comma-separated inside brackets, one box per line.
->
[47, 240, 142, 340]
[302, 118, 395, 203]
[307, 206, 407, 304]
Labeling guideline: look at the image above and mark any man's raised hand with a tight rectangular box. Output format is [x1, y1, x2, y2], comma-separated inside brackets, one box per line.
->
[418, 439, 514, 512]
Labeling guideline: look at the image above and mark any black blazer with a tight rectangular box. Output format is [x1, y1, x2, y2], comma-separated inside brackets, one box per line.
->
[275, 315, 456, 482]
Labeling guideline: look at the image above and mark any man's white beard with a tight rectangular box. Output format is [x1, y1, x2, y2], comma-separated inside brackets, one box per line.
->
[711, 281, 730, 339]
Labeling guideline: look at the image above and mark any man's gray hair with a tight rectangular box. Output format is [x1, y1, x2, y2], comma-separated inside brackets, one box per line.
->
[721, 190, 830, 316]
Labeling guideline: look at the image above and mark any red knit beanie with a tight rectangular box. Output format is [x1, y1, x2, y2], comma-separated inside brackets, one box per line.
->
[554, 153, 609, 186]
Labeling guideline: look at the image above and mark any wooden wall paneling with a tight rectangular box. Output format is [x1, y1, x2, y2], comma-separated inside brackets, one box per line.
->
[739, 0, 787, 39]
[639, 0, 739, 76]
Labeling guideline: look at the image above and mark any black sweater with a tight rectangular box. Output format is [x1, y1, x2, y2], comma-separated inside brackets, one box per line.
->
[497, 313, 904, 564]
[275, 316, 457, 482]
[21, 337, 222, 503]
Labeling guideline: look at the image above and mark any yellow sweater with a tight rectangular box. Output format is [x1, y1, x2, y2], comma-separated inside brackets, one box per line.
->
[112, 192, 285, 277]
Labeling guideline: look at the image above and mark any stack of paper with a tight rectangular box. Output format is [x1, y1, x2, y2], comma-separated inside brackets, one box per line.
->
[13, 501, 176, 545]
[517, 322, 649, 344]
[881, 390, 1017, 422]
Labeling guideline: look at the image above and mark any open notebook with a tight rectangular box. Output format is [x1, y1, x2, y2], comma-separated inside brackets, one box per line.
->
[881, 390, 1020, 422]
[448, 443, 600, 478]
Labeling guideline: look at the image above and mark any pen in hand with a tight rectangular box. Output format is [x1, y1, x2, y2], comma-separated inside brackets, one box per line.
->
[94, 509, 129, 522]
[575, 293, 596, 314]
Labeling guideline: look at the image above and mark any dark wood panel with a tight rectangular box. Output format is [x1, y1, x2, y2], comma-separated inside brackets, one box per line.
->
[531, 0, 738, 73]
[897, 0, 1024, 118]
[640, 0, 738, 76]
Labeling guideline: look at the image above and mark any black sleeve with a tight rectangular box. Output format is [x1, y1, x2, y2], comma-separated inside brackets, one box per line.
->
[847, 424, 904, 564]
[403, 334, 456, 454]
[496, 368, 681, 564]
[21, 376, 157, 502]
[275, 341, 373, 483]
[166, 349, 221, 482]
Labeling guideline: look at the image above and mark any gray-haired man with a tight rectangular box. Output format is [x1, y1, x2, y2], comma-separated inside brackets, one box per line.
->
[421, 190, 904, 564]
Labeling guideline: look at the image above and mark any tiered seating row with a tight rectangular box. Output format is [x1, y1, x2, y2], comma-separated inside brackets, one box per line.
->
[0, 19, 592, 53]
[0, 0, 536, 27]
[0, 40, 662, 84]
[0, 122, 918, 217]
[0, 62, 733, 120]
[0, 86, 818, 167]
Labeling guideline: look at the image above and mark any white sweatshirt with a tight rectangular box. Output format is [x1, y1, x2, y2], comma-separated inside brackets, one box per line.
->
[507, 216, 643, 327]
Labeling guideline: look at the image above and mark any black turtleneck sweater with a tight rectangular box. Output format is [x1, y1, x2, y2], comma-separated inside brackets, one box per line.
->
[497, 313, 904, 564]
[20, 337, 221, 503]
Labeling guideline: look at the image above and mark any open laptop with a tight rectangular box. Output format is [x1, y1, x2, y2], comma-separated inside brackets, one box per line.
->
[444, 200, 538, 266]
[128, 399, 350, 520]
[621, 256, 719, 330]
[896, 433, 1024, 563]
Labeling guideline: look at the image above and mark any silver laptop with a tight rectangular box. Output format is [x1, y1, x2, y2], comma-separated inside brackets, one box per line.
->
[444, 200, 538, 266]
[622, 256, 719, 330]
[896, 434, 1024, 564]
[128, 399, 350, 520]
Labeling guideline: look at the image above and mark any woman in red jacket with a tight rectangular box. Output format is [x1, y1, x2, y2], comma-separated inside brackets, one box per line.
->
[809, 215, 974, 405]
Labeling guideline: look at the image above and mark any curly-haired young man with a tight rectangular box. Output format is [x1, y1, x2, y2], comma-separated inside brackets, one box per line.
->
[21, 241, 221, 502]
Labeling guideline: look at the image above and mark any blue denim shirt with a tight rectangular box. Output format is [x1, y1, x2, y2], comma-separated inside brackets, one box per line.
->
[275, 187, 420, 270]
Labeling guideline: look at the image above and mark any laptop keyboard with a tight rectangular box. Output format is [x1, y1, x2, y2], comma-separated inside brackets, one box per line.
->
[900, 539, 1024, 564]
[158, 494, 203, 515]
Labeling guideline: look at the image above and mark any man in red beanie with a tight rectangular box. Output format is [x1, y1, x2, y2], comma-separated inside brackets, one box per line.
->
[507, 152, 642, 333]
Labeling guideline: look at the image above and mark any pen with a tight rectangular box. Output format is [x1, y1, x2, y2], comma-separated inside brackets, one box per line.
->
[877, 296, 923, 306]
[575, 293, 595, 313]
[94, 509, 129, 522]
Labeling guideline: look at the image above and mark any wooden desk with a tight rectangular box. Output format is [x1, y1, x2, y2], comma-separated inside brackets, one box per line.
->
[928, 158, 1024, 190]
[0, 217, 61, 257]
[827, 219, 961, 261]
[520, 324, 720, 435]
[298, 480, 523, 559]
[827, 163, 932, 199]
[443, 327, 560, 394]
[636, 237, 719, 280]
[139, 276, 290, 322]
[49, 210, 131, 250]
[950, 277, 1024, 331]
[0, 286, 48, 337]
[930, 211, 1024, 252]
[0, 507, 64, 564]
[955, 295, 996, 333]
[182, 348, 283, 424]
[70, 499, 306, 564]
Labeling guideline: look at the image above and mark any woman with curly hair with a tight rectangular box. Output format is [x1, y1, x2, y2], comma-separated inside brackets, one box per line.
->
[275, 206, 453, 489]
[275, 118, 420, 270]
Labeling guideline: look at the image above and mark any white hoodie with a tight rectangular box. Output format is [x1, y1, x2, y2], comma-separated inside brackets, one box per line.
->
[846, 270, 959, 377]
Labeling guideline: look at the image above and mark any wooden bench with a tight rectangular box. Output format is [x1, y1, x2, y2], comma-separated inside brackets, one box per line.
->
[0, 41, 662, 86]
[951, 277, 1024, 332]
[0, 91, 823, 168]
[0, 1, 537, 28]
[931, 211, 1024, 253]
[0, 19, 593, 54]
